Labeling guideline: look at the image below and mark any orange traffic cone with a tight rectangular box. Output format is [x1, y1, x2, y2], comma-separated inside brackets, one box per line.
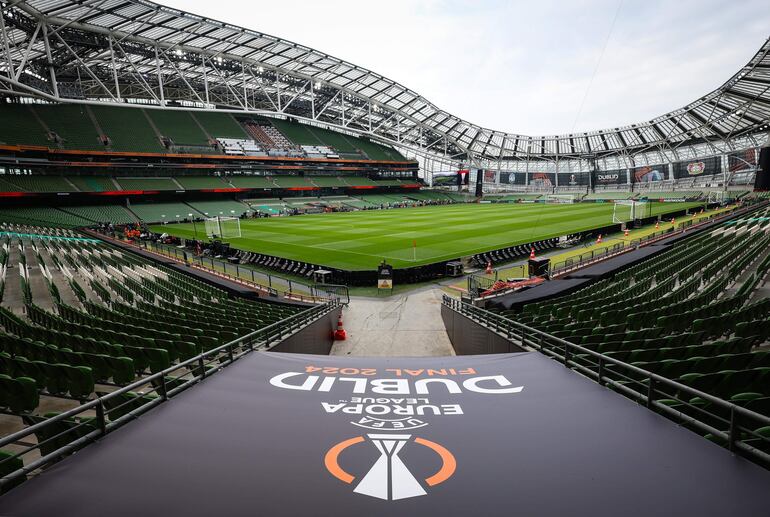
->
[334, 314, 347, 340]
[485, 261, 493, 275]
[655, 221, 660, 229]
[529, 248, 535, 260]
[596, 234, 602, 244]
[624, 228, 629, 237]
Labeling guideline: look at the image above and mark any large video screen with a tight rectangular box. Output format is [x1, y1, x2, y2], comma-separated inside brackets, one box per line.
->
[672, 156, 721, 179]
[632, 164, 667, 184]
[528, 172, 554, 188]
[728, 149, 757, 172]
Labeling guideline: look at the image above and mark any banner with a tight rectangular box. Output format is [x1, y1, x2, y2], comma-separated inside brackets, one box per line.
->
[483, 170, 497, 183]
[527, 172, 554, 188]
[728, 149, 757, 173]
[499, 172, 525, 185]
[557, 171, 590, 186]
[592, 169, 626, 185]
[632, 164, 667, 184]
[672, 156, 721, 179]
[6, 351, 770, 515]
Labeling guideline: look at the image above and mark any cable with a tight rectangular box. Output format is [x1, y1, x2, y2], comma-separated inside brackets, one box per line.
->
[571, 0, 624, 132]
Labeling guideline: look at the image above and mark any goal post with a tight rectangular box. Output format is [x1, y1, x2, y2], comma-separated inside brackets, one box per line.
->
[204, 216, 241, 238]
[707, 191, 726, 205]
[612, 200, 647, 223]
[544, 194, 575, 204]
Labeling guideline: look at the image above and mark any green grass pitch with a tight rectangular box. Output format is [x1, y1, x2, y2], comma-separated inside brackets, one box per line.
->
[152, 201, 702, 270]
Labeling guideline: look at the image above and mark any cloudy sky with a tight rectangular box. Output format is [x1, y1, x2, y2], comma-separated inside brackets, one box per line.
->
[162, 0, 769, 136]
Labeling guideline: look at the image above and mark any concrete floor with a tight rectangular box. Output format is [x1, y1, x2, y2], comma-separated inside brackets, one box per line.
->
[330, 287, 454, 356]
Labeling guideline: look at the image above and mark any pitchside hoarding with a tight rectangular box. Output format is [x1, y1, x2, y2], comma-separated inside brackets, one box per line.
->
[672, 156, 721, 179]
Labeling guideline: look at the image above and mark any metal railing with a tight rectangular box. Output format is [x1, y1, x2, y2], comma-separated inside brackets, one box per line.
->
[131, 238, 324, 303]
[442, 296, 770, 466]
[549, 204, 749, 277]
[0, 299, 340, 490]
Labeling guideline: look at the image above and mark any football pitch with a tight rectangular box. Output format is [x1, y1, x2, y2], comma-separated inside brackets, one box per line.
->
[152, 201, 703, 270]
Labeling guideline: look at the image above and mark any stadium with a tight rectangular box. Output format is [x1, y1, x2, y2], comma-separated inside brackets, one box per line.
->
[0, 0, 769, 514]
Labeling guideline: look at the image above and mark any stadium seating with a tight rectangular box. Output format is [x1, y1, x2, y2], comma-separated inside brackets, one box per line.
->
[67, 176, 119, 192]
[0, 176, 77, 193]
[129, 203, 201, 223]
[225, 176, 278, 189]
[32, 105, 104, 151]
[58, 205, 137, 225]
[88, 105, 163, 153]
[114, 177, 181, 191]
[184, 200, 250, 218]
[175, 176, 232, 190]
[0, 104, 50, 147]
[191, 111, 250, 140]
[490, 205, 770, 408]
[0, 208, 93, 228]
[0, 227, 306, 417]
[145, 110, 210, 148]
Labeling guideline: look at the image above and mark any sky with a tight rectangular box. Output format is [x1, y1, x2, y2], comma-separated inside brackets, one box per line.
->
[162, 0, 770, 136]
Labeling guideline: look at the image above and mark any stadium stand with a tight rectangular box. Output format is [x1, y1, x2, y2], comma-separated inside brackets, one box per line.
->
[66, 176, 119, 193]
[58, 205, 137, 225]
[184, 200, 251, 217]
[0, 226, 305, 415]
[128, 203, 202, 223]
[0, 208, 92, 228]
[191, 111, 249, 140]
[0, 104, 50, 147]
[225, 176, 278, 189]
[32, 105, 103, 151]
[114, 177, 181, 191]
[0, 175, 77, 193]
[88, 105, 163, 153]
[174, 175, 232, 190]
[486, 205, 770, 410]
[145, 110, 209, 149]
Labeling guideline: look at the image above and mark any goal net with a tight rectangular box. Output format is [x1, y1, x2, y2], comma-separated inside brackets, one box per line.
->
[545, 194, 575, 204]
[707, 191, 726, 204]
[204, 216, 241, 238]
[612, 200, 646, 223]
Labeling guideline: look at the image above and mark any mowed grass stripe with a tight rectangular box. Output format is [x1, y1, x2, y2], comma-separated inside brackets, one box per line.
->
[153, 201, 702, 270]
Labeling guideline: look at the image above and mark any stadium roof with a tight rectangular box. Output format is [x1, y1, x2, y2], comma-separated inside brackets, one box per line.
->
[1, 0, 769, 166]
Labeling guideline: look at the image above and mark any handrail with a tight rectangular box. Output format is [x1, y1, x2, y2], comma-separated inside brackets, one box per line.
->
[0, 299, 339, 488]
[441, 295, 770, 464]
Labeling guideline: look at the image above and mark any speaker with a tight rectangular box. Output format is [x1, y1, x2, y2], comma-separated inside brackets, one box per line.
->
[528, 257, 550, 278]
[756, 146, 770, 190]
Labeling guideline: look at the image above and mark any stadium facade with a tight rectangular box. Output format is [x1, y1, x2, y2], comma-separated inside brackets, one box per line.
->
[1, 0, 768, 181]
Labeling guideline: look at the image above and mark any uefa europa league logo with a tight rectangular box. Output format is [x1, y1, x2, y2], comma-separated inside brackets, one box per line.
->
[324, 433, 456, 501]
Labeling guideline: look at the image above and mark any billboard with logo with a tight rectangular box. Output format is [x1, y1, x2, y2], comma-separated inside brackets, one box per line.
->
[499, 171, 526, 185]
[632, 164, 667, 184]
[593, 169, 627, 185]
[672, 156, 721, 179]
[6, 350, 770, 515]
[557, 171, 590, 186]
